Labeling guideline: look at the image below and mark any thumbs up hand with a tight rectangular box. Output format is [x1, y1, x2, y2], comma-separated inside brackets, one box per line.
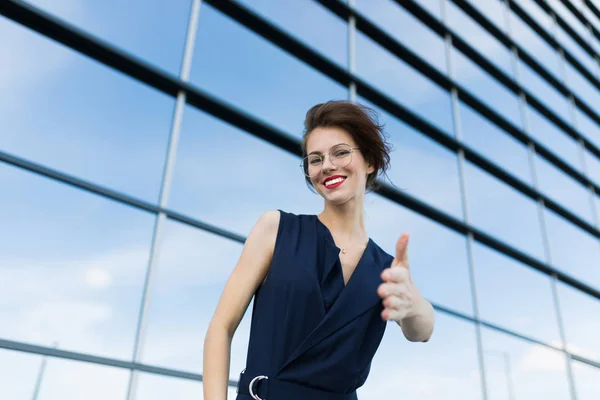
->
[377, 233, 435, 341]
[377, 233, 421, 322]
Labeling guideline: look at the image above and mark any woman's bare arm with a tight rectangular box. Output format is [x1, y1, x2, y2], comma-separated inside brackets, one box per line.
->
[202, 210, 280, 400]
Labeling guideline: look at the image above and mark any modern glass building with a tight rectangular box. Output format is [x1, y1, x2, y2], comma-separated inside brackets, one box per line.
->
[1, 0, 599, 398]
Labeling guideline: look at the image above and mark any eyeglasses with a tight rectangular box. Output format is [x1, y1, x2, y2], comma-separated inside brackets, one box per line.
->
[300, 144, 361, 178]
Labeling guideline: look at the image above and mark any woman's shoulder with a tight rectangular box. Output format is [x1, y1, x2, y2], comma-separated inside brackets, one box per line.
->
[262, 209, 318, 222]
[253, 209, 312, 231]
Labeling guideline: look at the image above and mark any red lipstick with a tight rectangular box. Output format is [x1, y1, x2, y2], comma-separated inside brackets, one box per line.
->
[323, 175, 346, 189]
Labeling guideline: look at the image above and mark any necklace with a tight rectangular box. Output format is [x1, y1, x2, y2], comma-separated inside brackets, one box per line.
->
[329, 230, 347, 254]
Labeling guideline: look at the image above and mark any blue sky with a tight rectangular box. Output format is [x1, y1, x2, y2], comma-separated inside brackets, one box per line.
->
[1, 0, 600, 399]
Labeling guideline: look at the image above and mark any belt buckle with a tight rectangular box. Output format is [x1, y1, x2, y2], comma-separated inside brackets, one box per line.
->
[249, 375, 268, 400]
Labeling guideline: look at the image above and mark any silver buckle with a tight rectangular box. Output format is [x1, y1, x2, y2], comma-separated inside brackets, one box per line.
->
[249, 375, 268, 400]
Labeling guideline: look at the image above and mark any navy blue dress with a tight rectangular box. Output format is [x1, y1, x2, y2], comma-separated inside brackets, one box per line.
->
[236, 210, 395, 400]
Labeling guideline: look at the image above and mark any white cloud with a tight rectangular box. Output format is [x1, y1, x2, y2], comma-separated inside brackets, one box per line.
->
[519, 343, 566, 373]
[15, 301, 113, 346]
[85, 267, 112, 288]
[0, 243, 149, 304]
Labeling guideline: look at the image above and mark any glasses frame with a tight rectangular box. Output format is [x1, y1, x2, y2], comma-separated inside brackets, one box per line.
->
[300, 144, 361, 178]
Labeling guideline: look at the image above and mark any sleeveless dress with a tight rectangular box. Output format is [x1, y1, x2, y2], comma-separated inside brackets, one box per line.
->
[235, 210, 395, 400]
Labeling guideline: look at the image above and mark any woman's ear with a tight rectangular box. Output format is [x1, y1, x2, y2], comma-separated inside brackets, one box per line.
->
[367, 162, 375, 175]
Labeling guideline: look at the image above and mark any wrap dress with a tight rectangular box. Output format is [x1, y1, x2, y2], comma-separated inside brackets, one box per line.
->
[235, 210, 395, 400]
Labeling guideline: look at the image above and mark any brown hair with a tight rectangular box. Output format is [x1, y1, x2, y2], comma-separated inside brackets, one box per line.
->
[302, 100, 392, 193]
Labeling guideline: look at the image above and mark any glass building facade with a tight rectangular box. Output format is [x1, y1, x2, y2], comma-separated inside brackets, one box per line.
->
[1, 0, 600, 398]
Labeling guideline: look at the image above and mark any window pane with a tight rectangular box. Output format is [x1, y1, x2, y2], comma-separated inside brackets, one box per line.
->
[535, 154, 595, 224]
[419, 0, 442, 20]
[235, 0, 347, 68]
[168, 106, 322, 236]
[459, 101, 532, 185]
[557, 28, 596, 73]
[364, 195, 474, 317]
[575, 107, 600, 150]
[572, 359, 600, 400]
[596, 193, 600, 220]
[527, 105, 583, 173]
[552, 0, 590, 40]
[452, 48, 522, 128]
[0, 164, 153, 360]
[356, 32, 454, 135]
[23, 0, 190, 75]
[566, 63, 600, 118]
[360, 97, 464, 220]
[544, 209, 600, 290]
[35, 357, 129, 400]
[518, 59, 572, 125]
[0, 349, 42, 399]
[509, 10, 561, 79]
[481, 327, 572, 400]
[581, 4, 600, 36]
[513, 0, 554, 32]
[359, 313, 481, 399]
[557, 282, 600, 363]
[472, 242, 561, 345]
[0, 18, 175, 203]
[139, 220, 251, 380]
[466, 0, 507, 33]
[190, 5, 347, 140]
[446, 0, 514, 77]
[579, 0, 600, 32]
[586, 149, 600, 186]
[135, 373, 204, 400]
[464, 163, 545, 261]
[596, 193, 600, 223]
[356, 0, 448, 74]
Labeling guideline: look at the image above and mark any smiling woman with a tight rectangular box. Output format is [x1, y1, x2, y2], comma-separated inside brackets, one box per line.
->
[202, 100, 435, 400]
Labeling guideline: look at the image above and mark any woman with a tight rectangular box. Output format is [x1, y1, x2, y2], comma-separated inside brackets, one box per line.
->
[203, 101, 435, 400]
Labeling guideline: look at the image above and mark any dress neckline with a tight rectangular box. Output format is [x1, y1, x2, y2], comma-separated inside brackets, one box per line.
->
[314, 214, 372, 250]
[315, 215, 373, 287]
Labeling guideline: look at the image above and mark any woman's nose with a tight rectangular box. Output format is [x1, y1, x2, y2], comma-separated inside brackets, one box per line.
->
[321, 154, 337, 171]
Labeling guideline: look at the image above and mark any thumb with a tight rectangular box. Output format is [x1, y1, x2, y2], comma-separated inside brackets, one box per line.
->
[394, 232, 410, 268]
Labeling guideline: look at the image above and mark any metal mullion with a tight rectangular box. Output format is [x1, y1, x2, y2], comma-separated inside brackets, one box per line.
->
[560, 12, 600, 229]
[508, 9, 577, 397]
[126, 2, 202, 398]
[441, 1, 488, 397]
[550, 269, 580, 400]
[513, 10, 579, 398]
[348, 0, 356, 103]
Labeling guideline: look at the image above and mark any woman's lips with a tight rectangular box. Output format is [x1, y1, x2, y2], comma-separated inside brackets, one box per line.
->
[323, 176, 346, 189]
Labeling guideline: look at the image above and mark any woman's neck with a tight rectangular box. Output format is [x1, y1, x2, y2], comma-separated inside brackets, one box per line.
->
[318, 198, 369, 244]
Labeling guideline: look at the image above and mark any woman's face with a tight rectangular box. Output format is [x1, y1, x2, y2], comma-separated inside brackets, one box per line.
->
[304, 126, 374, 205]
